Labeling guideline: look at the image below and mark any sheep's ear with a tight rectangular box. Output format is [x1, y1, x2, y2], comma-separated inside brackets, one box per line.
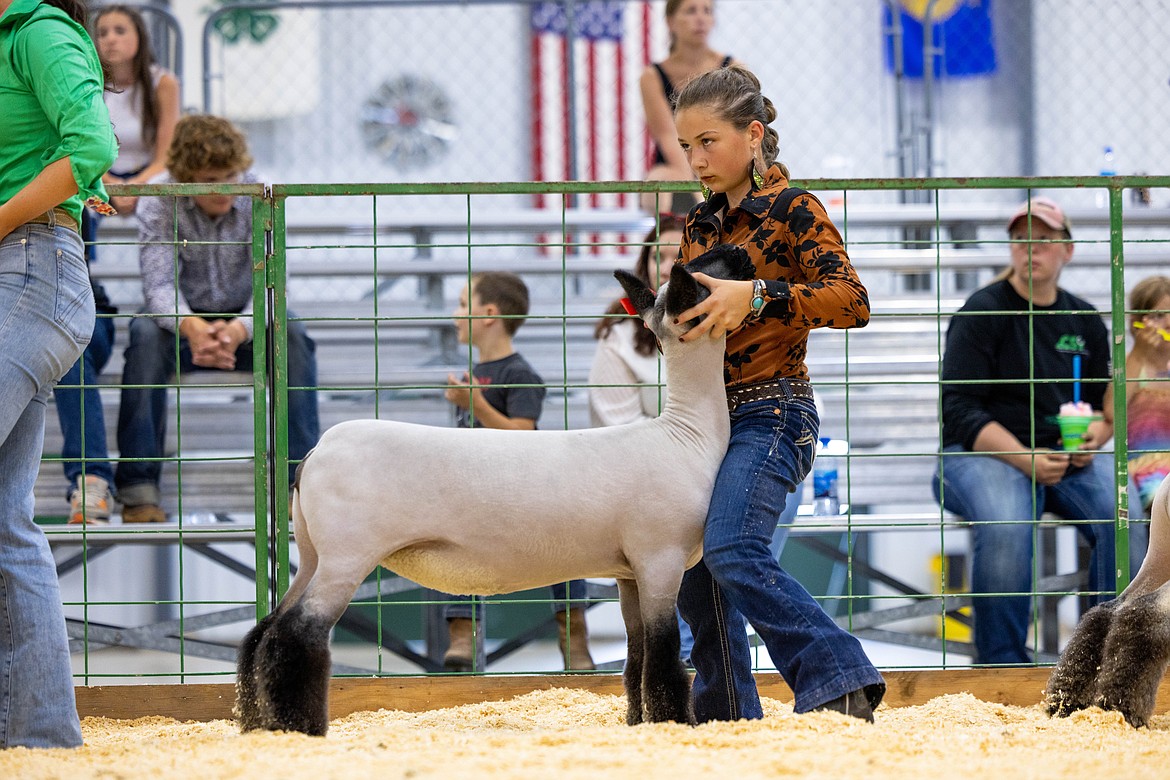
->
[687, 244, 755, 281]
[664, 263, 703, 321]
[614, 270, 656, 317]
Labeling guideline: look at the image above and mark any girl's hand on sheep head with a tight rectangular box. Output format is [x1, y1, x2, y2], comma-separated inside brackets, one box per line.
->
[676, 273, 753, 343]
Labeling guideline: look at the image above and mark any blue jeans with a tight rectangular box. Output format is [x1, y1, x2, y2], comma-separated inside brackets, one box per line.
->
[115, 314, 320, 502]
[678, 481, 802, 663]
[444, 580, 587, 621]
[932, 445, 1117, 665]
[53, 309, 115, 489]
[677, 395, 884, 721]
[0, 222, 90, 748]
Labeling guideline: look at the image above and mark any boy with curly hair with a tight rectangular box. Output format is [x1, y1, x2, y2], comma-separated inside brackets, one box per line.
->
[115, 115, 320, 522]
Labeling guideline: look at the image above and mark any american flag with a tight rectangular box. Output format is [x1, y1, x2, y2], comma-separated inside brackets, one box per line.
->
[529, 1, 655, 213]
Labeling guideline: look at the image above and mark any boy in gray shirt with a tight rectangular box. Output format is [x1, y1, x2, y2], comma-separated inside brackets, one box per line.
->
[440, 272, 594, 672]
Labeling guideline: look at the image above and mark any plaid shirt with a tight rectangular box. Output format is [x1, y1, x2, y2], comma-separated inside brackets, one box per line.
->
[135, 171, 259, 338]
[680, 165, 870, 387]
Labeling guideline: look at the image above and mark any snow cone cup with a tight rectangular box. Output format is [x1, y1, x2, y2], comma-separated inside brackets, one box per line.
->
[1057, 414, 1093, 451]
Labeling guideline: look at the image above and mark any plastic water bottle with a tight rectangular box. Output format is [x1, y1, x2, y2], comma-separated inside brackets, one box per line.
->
[186, 510, 218, 525]
[812, 437, 840, 516]
[1095, 145, 1116, 208]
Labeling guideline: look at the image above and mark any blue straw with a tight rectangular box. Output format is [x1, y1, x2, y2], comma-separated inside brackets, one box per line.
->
[1072, 354, 1082, 405]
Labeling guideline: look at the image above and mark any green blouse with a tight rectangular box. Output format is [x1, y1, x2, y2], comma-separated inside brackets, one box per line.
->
[0, 0, 117, 224]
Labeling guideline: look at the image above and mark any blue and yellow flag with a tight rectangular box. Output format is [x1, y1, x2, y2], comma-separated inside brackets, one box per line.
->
[884, 0, 997, 78]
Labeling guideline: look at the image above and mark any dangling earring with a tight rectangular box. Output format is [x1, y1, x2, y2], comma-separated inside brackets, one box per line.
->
[752, 165, 765, 190]
[701, 183, 712, 201]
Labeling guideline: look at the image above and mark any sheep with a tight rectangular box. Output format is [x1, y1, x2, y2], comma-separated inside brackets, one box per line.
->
[234, 245, 756, 736]
[1045, 475, 1170, 727]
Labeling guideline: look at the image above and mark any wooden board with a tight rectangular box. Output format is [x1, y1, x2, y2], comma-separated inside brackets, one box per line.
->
[74, 668, 1170, 722]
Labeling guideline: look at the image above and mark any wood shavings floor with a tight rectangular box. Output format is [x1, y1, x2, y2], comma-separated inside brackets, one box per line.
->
[3, 689, 1168, 779]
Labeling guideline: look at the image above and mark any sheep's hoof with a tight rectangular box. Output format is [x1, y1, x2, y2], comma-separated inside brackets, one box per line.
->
[1094, 594, 1170, 728]
[642, 691, 694, 725]
[640, 662, 695, 725]
[1045, 600, 1119, 718]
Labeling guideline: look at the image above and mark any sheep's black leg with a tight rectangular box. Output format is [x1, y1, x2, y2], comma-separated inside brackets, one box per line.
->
[641, 609, 694, 725]
[1045, 599, 1119, 717]
[617, 580, 646, 725]
[1095, 587, 1170, 728]
[235, 611, 280, 731]
[253, 601, 335, 736]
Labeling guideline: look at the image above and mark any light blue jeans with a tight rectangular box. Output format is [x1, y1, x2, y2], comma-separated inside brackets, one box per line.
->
[933, 445, 1119, 665]
[677, 395, 884, 721]
[0, 221, 91, 748]
[116, 314, 320, 499]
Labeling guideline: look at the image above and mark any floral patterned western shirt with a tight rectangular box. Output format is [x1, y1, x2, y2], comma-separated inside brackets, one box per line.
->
[679, 165, 870, 387]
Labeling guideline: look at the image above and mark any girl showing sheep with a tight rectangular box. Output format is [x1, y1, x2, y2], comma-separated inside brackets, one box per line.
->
[236, 249, 755, 735]
[668, 65, 885, 722]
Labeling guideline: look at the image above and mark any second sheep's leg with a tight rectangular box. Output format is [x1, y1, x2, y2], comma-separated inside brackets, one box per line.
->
[1094, 586, 1170, 728]
[1044, 600, 1119, 717]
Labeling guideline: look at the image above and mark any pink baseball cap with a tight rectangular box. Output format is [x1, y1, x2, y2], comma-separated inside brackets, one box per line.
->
[1007, 196, 1072, 237]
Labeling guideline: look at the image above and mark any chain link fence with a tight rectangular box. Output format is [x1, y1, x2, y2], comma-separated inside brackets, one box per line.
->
[169, 1, 1167, 197]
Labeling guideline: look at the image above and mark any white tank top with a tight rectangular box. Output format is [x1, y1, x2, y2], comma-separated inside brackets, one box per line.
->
[105, 65, 171, 176]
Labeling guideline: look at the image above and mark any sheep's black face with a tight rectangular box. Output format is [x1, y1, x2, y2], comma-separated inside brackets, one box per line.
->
[660, 264, 707, 335]
[615, 266, 707, 342]
[614, 244, 753, 342]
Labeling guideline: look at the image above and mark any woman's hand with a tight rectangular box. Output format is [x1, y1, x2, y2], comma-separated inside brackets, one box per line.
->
[676, 273, 754, 342]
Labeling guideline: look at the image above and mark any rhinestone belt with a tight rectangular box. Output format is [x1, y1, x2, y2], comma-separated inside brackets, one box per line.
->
[727, 377, 815, 413]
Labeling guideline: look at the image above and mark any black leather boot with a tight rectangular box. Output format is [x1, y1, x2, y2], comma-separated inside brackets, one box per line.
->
[811, 682, 886, 723]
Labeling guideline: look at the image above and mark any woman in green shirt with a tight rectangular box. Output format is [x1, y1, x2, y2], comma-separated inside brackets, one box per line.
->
[0, 0, 116, 749]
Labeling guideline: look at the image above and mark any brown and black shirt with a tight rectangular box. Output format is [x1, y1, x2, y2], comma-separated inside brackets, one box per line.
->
[679, 165, 870, 388]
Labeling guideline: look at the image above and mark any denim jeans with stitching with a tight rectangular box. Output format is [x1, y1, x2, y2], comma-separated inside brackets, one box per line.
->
[0, 222, 90, 748]
[53, 311, 115, 490]
[678, 483, 802, 664]
[677, 394, 884, 721]
[115, 314, 320, 503]
[933, 445, 1120, 664]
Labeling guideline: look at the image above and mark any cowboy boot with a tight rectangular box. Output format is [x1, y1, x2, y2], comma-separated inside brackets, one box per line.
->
[443, 618, 475, 672]
[557, 608, 595, 671]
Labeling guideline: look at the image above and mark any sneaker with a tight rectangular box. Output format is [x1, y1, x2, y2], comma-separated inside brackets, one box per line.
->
[122, 503, 167, 523]
[68, 475, 111, 525]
